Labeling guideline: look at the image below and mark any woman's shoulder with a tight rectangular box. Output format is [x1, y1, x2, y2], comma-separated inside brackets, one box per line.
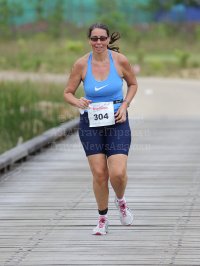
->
[111, 50, 129, 66]
[74, 53, 90, 69]
[72, 53, 90, 80]
[111, 50, 130, 75]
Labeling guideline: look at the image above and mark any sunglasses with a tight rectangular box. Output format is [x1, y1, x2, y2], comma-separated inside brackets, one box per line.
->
[90, 36, 108, 42]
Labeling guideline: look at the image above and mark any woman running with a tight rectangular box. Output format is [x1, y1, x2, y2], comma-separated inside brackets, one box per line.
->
[63, 22, 138, 235]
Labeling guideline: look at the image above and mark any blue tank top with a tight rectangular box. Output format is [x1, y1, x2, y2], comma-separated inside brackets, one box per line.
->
[84, 49, 123, 113]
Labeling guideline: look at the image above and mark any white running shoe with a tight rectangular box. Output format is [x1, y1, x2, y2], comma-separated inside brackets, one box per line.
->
[92, 218, 108, 235]
[115, 196, 133, 226]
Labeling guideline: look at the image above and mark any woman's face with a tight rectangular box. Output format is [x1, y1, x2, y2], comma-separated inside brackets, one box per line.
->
[89, 28, 110, 54]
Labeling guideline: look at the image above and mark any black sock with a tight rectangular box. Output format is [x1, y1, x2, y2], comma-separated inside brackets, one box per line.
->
[98, 207, 108, 215]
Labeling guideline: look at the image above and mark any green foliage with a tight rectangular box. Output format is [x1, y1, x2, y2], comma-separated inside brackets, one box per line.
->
[191, 61, 200, 68]
[118, 23, 132, 38]
[0, 0, 23, 25]
[14, 38, 42, 71]
[67, 41, 83, 53]
[0, 23, 199, 75]
[173, 0, 200, 7]
[174, 49, 190, 68]
[136, 48, 146, 63]
[0, 0, 23, 37]
[162, 22, 180, 37]
[153, 23, 168, 38]
[149, 59, 163, 72]
[96, 0, 118, 15]
[129, 28, 143, 46]
[136, 0, 173, 12]
[195, 25, 200, 40]
[17, 38, 26, 47]
[33, 57, 42, 71]
[0, 55, 7, 66]
[34, 0, 46, 22]
[0, 0, 10, 25]
[95, 0, 128, 34]
[48, 0, 65, 37]
[137, 0, 200, 13]
[16, 38, 29, 70]
[148, 23, 180, 39]
[0, 80, 84, 154]
[34, 33, 53, 41]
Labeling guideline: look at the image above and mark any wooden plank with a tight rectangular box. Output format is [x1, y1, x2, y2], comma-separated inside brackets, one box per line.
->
[0, 117, 200, 265]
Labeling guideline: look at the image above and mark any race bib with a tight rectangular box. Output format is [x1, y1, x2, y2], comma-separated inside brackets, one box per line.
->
[88, 102, 115, 127]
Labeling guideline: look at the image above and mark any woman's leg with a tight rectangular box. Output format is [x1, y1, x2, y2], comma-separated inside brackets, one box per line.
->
[108, 154, 128, 199]
[108, 153, 133, 226]
[87, 153, 109, 211]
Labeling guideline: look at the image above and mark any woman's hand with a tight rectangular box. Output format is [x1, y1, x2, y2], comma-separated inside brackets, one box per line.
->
[76, 97, 92, 109]
[114, 102, 128, 123]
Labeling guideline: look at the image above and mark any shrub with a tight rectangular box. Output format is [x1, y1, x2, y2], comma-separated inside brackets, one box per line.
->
[33, 57, 42, 71]
[154, 23, 167, 38]
[174, 49, 190, 68]
[191, 61, 200, 68]
[16, 50, 29, 69]
[195, 25, 200, 40]
[0, 56, 7, 66]
[66, 41, 83, 53]
[149, 59, 163, 72]
[131, 28, 142, 46]
[34, 33, 52, 41]
[136, 48, 146, 63]
[17, 38, 26, 48]
[119, 23, 133, 38]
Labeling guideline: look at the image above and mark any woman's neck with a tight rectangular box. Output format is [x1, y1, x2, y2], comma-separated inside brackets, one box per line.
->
[92, 49, 109, 62]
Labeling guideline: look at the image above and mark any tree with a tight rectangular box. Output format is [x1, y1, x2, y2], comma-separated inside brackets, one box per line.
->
[173, 0, 200, 7]
[96, 0, 118, 15]
[34, 0, 46, 22]
[95, 0, 126, 32]
[0, 0, 23, 36]
[48, 0, 65, 37]
[137, 0, 200, 13]
[136, 0, 173, 13]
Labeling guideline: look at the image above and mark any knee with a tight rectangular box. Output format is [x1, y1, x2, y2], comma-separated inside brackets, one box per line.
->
[93, 168, 109, 184]
[109, 169, 126, 183]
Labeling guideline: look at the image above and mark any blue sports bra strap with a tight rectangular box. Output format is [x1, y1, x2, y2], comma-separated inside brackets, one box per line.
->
[87, 52, 92, 74]
[108, 49, 112, 60]
[108, 49, 114, 67]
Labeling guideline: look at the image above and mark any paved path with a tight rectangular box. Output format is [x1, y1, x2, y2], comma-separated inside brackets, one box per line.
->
[0, 73, 200, 265]
[1, 71, 200, 117]
[129, 77, 200, 117]
[0, 71, 69, 84]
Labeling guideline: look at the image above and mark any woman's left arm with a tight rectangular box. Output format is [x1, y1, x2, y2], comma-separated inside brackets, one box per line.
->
[115, 55, 138, 123]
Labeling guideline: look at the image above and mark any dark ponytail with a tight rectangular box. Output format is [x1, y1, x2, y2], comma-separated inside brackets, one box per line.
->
[88, 22, 121, 53]
[107, 31, 121, 53]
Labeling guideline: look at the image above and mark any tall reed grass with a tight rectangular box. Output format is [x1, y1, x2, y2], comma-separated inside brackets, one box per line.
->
[0, 80, 84, 154]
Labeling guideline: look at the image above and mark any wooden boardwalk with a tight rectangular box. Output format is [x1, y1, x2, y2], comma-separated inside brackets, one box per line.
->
[0, 116, 200, 266]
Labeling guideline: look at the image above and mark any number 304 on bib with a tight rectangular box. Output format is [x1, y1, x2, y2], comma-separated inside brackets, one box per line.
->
[88, 102, 115, 127]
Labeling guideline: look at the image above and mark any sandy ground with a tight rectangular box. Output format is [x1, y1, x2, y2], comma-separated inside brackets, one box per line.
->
[0, 70, 200, 118]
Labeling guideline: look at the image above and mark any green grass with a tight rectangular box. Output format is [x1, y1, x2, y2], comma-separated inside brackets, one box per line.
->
[0, 80, 84, 155]
[0, 31, 200, 77]
[0, 37, 89, 73]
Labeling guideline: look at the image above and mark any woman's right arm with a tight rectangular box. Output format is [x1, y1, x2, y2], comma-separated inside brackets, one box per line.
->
[63, 58, 91, 109]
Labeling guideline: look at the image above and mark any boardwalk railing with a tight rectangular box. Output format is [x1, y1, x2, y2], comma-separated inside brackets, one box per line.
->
[0, 118, 79, 173]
